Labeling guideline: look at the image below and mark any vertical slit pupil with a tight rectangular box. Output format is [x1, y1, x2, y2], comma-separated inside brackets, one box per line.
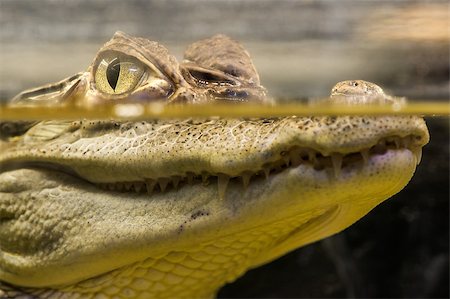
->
[106, 58, 120, 91]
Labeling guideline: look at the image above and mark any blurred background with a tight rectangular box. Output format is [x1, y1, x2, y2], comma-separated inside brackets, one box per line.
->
[0, 0, 448, 101]
[0, 0, 448, 297]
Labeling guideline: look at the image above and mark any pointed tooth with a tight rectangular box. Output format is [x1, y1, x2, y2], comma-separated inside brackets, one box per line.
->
[412, 147, 422, 165]
[172, 176, 180, 189]
[134, 182, 145, 192]
[202, 173, 210, 186]
[332, 154, 343, 178]
[158, 178, 169, 192]
[241, 172, 252, 189]
[217, 174, 230, 200]
[283, 156, 290, 167]
[263, 168, 270, 179]
[308, 151, 317, 163]
[394, 138, 401, 149]
[361, 150, 369, 164]
[145, 179, 156, 195]
[135, 182, 145, 193]
[402, 136, 411, 148]
[124, 182, 133, 191]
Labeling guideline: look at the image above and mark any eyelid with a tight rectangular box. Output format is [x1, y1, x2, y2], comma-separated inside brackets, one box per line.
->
[183, 64, 238, 87]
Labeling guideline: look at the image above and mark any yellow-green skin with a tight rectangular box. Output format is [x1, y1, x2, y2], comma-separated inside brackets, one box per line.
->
[0, 33, 429, 298]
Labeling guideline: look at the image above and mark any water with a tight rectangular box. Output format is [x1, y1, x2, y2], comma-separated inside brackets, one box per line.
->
[221, 115, 450, 298]
[1, 0, 448, 296]
[1, 100, 448, 298]
[1, 101, 449, 121]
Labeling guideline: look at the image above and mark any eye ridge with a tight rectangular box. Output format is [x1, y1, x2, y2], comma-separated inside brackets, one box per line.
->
[106, 57, 121, 91]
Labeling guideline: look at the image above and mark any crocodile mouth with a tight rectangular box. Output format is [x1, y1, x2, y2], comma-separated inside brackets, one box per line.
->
[92, 134, 423, 199]
[0, 132, 425, 289]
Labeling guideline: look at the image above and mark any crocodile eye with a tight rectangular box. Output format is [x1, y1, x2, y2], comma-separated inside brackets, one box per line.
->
[95, 55, 145, 95]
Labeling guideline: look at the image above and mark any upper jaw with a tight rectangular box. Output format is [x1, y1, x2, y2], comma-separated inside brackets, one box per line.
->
[0, 115, 429, 192]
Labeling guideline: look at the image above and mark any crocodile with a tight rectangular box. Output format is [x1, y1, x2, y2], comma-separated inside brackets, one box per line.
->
[0, 32, 429, 298]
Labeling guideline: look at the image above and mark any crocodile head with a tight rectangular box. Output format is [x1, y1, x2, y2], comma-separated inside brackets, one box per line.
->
[8, 31, 266, 107]
[0, 33, 429, 298]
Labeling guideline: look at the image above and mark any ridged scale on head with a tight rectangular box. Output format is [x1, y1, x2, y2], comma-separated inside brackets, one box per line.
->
[1, 112, 428, 185]
[97, 31, 186, 86]
[183, 34, 261, 85]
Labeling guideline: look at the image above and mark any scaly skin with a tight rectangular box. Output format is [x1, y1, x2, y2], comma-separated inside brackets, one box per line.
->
[0, 32, 429, 298]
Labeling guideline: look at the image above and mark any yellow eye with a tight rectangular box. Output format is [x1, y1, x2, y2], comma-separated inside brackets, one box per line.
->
[95, 55, 144, 95]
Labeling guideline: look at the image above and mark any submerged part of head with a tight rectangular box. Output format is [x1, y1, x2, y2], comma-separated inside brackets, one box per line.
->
[0, 32, 429, 298]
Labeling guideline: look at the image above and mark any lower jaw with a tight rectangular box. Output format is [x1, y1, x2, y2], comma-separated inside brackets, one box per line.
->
[240, 148, 418, 265]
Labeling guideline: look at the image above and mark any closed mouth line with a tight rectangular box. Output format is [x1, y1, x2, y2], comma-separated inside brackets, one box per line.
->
[95, 134, 423, 199]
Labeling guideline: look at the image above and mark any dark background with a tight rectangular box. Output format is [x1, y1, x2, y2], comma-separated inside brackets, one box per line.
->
[1, 0, 448, 297]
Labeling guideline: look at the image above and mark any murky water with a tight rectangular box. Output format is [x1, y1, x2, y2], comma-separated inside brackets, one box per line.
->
[1, 100, 449, 121]
[1, 99, 448, 298]
[1, 0, 448, 296]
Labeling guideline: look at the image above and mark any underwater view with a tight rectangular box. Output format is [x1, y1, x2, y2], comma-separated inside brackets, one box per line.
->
[0, 0, 448, 298]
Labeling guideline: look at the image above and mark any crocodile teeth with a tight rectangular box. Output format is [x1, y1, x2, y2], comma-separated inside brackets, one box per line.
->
[217, 174, 230, 200]
[241, 172, 252, 189]
[96, 134, 422, 196]
[124, 182, 133, 191]
[158, 178, 169, 192]
[360, 150, 369, 164]
[331, 154, 342, 178]
[308, 151, 317, 164]
[202, 173, 210, 186]
[133, 182, 144, 193]
[401, 136, 411, 148]
[283, 156, 290, 167]
[412, 147, 422, 165]
[172, 176, 180, 189]
[145, 179, 156, 195]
